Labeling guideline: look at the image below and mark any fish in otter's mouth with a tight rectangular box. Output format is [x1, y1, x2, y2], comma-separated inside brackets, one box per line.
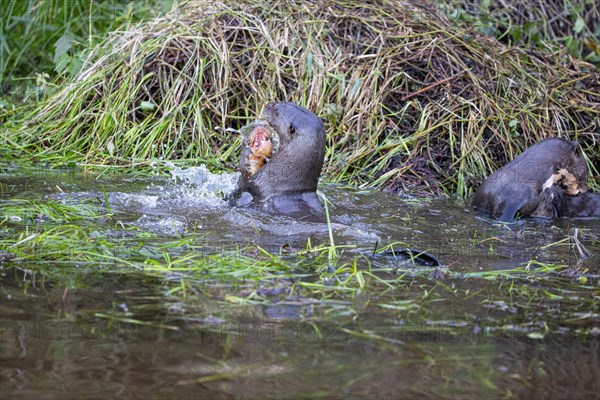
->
[247, 125, 273, 177]
[238, 122, 279, 179]
[250, 125, 272, 158]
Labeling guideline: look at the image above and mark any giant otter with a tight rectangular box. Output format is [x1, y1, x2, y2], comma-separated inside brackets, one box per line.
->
[472, 138, 589, 222]
[232, 102, 327, 220]
[554, 191, 600, 218]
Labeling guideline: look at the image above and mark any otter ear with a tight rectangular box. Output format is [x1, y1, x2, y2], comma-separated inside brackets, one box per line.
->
[571, 142, 581, 155]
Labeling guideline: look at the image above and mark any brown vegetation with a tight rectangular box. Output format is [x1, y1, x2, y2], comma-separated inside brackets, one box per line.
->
[18, 0, 600, 195]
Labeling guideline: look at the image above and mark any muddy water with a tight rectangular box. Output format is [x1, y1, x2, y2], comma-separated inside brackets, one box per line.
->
[1, 166, 599, 399]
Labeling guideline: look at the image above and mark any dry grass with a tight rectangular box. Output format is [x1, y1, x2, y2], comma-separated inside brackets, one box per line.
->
[14, 0, 600, 195]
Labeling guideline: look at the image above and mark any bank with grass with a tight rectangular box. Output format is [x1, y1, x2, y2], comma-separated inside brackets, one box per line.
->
[2, 0, 599, 196]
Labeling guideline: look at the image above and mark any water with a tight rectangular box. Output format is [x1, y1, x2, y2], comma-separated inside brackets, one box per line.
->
[1, 165, 599, 399]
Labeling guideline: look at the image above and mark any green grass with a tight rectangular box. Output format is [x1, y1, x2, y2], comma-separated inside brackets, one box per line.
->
[0, 0, 174, 85]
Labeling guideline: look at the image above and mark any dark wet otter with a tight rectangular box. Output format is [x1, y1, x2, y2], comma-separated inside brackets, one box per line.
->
[232, 102, 327, 220]
[472, 138, 588, 222]
[554, 191, 600, 218]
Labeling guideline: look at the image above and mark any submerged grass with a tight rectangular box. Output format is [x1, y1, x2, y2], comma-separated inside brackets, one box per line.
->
[2, 196, 597, 288]
[2, 190, 598, 339]
[4, 0, 599, 196]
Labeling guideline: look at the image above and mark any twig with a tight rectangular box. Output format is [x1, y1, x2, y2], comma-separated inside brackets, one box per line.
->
[402, 71, 465, 101]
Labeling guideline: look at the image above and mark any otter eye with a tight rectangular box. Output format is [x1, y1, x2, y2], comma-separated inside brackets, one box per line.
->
[289, 124, 296, 136]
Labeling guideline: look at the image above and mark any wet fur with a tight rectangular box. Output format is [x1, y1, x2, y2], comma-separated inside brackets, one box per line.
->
[472, 138, 588, 222]
[554, 191, 600, 218]
[233, 102, 326, 221]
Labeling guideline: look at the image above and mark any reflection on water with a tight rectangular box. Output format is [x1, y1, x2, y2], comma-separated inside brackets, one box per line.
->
[1, 166, 599, 399]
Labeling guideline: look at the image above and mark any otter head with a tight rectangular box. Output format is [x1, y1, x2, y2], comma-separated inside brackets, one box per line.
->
[559, 141, 588, 195]
[262, 102, 326, 149]
[247, 102, 326, 198]
[543, 168, 588, 196]
[232, 102, 327, 218]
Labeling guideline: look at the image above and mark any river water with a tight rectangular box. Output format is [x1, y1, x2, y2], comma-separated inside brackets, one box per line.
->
[1, 165, 599, 399]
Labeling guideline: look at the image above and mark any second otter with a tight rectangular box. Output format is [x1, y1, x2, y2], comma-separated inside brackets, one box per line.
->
[472, 138, 589, 222]
[554, 191, 600, 218]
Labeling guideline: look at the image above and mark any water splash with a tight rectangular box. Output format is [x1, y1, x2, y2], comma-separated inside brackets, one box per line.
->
[167, 163, 239, 197]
